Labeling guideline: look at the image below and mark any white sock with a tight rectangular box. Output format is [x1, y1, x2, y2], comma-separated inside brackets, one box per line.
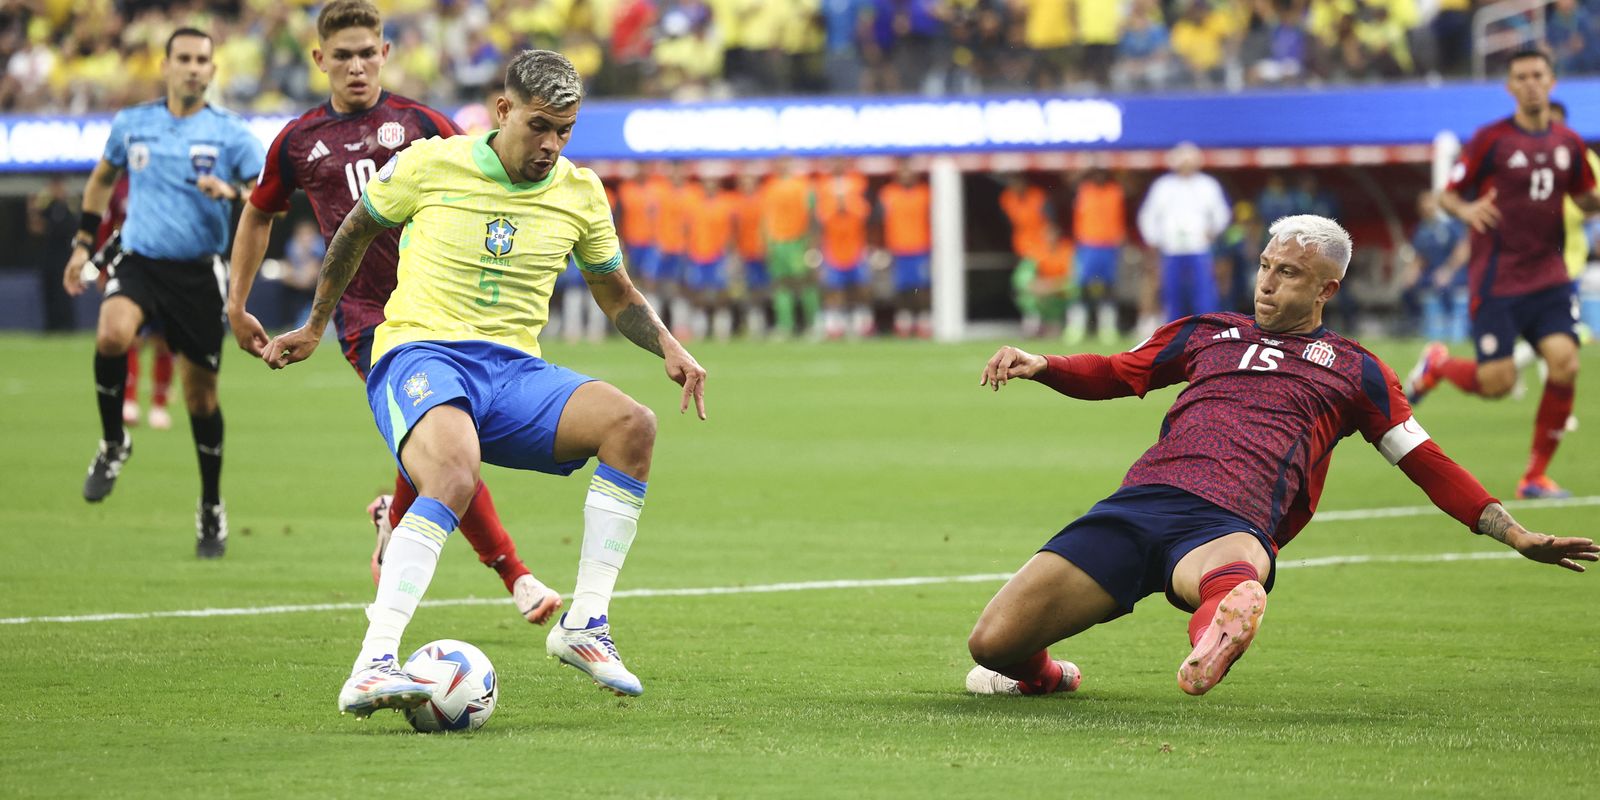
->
[746, 306, 768, 337]
[1065, 304, 1088, 335]
[712, 308, 733, 340]
[1097, 301, 1118, 338]
[565, 465, 644, 627]
[352, 501, 454, 672]
[670, 297, 692, 333]
[852, 306, 873, 337]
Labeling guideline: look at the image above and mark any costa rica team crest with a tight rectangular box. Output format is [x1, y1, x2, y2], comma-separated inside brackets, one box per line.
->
[376, 121, 406, 149]
[1302, 341, 1337, 368]
[485, 218, 516, 258]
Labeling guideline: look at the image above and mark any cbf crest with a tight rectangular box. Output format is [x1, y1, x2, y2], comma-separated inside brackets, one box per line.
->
[403, 372, 434, 406]
[1302, 341, 1337, 368]
[485, 218, 516, 258]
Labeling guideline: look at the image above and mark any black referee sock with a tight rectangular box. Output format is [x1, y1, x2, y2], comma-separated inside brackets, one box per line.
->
[93, 353, 127, 445]
[190, 410, 224, 507]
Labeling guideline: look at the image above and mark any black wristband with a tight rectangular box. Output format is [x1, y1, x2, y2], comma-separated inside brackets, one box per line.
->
[77, 211, 103, 239]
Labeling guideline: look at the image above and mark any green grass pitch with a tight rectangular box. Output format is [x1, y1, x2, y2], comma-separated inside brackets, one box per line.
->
[2, 333, 1596, 798]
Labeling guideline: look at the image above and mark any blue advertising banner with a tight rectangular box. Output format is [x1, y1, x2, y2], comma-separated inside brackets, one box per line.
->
[1, 80, 1596, 172]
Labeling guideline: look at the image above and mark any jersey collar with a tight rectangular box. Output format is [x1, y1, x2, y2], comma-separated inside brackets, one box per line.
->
[474, 131, 557, 193]
[323, 90, 390, 120]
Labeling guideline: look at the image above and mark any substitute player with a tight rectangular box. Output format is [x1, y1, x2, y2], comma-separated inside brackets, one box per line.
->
[1407, 50, 1600, 500]
[1069, 166, 1126, 344]
[263, 50, 707, 715]
[878, 159, 932, 339]
[225, 0, 559, 624]
[63, 28, 263, 558]
[967, 215, 1595, 698]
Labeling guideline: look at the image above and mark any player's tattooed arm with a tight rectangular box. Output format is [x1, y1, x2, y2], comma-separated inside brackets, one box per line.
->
[585, 268, 708, 419]
[1474, 503, 1517, 544]
[1477, 502, 1600, 573]
[306, 203, 387, 331]
[584, 269, 667, 356]
[615, 303, 667, 357]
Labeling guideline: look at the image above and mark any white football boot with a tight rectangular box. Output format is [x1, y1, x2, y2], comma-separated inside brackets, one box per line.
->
[546, 613, 643, 696]
[965, 661, 1082, 695]
[337, 655, 431, 718]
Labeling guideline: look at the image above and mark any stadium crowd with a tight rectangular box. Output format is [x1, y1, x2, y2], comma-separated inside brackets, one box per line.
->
[6, 0, 1600, 113]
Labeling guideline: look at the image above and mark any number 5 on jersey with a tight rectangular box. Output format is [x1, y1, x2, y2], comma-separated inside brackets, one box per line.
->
[476, 268, 503, 307]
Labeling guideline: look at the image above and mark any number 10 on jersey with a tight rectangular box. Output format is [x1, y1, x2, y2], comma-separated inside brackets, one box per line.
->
[345, 158, 377, 201]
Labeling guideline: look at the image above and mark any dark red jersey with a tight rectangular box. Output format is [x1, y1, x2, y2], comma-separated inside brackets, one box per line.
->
[249, 91, 461, 333]
[95, 177, 129, 248]
[1447, 117, 1596, 302]
[1047, 313, 1432, 549]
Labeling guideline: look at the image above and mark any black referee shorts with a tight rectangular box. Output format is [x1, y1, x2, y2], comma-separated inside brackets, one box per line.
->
[104, 251, 226, 372]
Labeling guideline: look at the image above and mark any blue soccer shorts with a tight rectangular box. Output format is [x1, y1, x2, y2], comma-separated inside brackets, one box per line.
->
[891, 253, 930, 293]
[1039, 484, 1277, 619]
[367, 340, 594, 484]
[1075, 245, 1120, 291]
[1471, 283, 1581, 362]
[686, 258, 727, 292]
[822, 261, 868, 290]
[743, 258, 770, 291]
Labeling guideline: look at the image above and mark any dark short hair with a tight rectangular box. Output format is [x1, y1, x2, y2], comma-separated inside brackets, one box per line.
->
[1550, 99, 1568, 117]
[318, 0, 382, 40]
[504, 50, 583, 107]
[165, 27, 212, 58]
[1507, 48, 1554, 73]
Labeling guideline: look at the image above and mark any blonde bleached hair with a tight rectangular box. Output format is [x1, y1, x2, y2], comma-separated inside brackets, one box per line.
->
[1267, 214, 1352, 279]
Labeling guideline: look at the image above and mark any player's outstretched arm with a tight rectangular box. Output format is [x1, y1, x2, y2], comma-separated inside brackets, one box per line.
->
[585, 267, 708, 420]
[980, 345, 1046, 391]
[1475, 503, 1598, 573]
[262, 202, 386, 370]
[226, 202, 278, 357]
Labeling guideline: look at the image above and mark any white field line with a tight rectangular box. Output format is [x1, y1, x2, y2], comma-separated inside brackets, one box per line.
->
[16, 545, 1574, 627]
[1311, 495, 1600, 522]
[5, 499, 1591, 626]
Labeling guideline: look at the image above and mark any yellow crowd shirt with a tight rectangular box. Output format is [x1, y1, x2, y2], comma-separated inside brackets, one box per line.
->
[361, 132, 621, 361]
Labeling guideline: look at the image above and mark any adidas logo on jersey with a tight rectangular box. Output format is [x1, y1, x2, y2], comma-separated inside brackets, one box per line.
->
[306, 140, 331, 163]
[1211, 327, 1241, 340]
[1508, 150, 1529, 169]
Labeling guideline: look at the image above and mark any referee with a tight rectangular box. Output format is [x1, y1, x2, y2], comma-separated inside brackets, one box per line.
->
[62, 28, 264, 559]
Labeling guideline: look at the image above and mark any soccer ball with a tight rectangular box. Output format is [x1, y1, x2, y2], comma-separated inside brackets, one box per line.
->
[401, 639, 498, 733]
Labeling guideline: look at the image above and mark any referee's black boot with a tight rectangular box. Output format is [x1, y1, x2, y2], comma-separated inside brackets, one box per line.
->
[83, 433, 132, 503]
[196, 500, 227, 559]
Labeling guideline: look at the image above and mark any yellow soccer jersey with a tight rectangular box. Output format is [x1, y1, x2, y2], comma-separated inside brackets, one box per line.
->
[361, 132, 621, 361]
[1565, 148, 1600, 279]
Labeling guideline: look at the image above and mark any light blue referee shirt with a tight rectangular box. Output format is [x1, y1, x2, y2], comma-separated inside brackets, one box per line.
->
[102, 100, 265, 262]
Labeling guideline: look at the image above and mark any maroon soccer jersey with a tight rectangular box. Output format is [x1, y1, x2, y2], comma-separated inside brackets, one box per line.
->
[1447, 117, 1596, 302]
[249, 91, 462, 335]
[1097, 313, 1420, 549]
